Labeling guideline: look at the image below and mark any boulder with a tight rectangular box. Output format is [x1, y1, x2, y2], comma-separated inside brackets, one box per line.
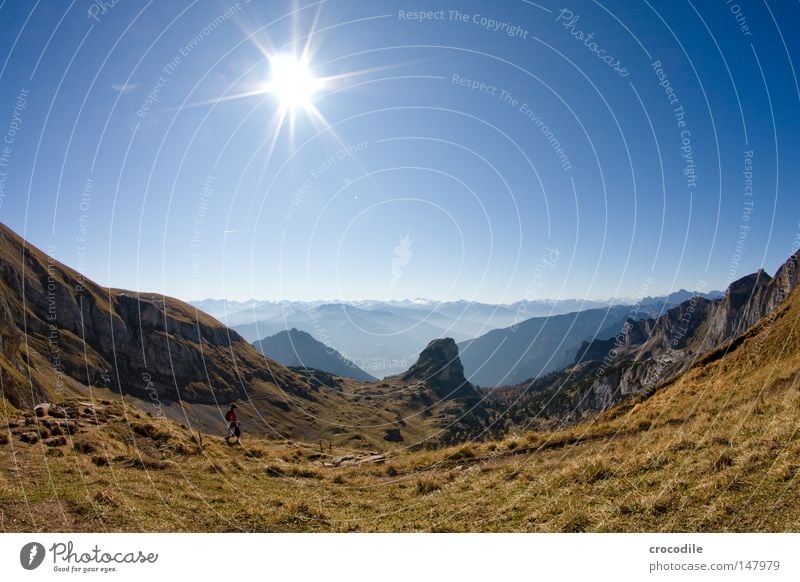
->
[33, 403, 51, 417]
[383, 428, 403, 442]
[33, 403, 68, 419]
[45, 436, 67, 447]
[19, 432, 39, 444]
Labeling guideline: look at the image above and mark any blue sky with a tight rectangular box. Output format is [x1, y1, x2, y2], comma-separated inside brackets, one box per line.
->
[0, 0, 798, 303]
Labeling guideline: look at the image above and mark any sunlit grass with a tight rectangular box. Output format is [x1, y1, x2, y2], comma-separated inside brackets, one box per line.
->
[2, 291, 799, 532]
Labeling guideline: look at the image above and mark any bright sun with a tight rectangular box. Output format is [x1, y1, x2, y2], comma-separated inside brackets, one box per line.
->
[267, 54, 321, 110]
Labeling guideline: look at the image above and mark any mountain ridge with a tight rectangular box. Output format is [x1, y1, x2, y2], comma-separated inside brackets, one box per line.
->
[254, 328, 377, 382]
[200, 291, 722, 382]
[483, 249, 800, 425]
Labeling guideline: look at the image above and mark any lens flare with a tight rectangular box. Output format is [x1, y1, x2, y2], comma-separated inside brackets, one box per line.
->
[266, 54, 322, 110]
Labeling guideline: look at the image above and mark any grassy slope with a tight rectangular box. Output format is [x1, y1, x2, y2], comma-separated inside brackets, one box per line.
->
[2, 290, 799, 532]
[0, 223, 477, 447]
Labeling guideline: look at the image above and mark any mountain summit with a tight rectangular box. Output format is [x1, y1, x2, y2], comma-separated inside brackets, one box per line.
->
[254, 328, 376, 382]
[402, 338, 475, 399]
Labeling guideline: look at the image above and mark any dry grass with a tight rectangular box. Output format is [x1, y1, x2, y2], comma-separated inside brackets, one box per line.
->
[2, 293, 800, 532]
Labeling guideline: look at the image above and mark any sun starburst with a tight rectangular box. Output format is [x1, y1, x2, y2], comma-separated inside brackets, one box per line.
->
[265, 53, 322, 111]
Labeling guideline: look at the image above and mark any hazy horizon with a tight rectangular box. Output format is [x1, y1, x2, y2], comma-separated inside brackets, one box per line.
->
[189, 286, 724, 306]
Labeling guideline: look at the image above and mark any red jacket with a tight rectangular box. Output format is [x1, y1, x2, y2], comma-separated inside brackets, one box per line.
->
[225, 409, 238, 423]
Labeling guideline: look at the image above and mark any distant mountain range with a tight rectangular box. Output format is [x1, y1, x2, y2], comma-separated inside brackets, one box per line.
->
[458, 305, 635, 387]
[254, 328, 377, 383]
[457, 290, 726, 387]
[192, 291, 722, 381]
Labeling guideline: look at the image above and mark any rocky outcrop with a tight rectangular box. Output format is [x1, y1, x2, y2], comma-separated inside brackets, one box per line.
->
[699, 270, 772, 351]
[402, 338, 475, 399]
[3, 399, 103, 450]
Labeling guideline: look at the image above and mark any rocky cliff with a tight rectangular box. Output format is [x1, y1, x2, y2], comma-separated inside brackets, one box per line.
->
[485, 250, 800, 425]
[575, 251, 800, 415]
[402, 338, 476, 399]
[0, 223, 312, 412]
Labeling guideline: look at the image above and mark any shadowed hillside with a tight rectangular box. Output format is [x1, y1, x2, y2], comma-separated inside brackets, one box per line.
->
[254, 328, 377, 382]
[458, 305, 635, 387]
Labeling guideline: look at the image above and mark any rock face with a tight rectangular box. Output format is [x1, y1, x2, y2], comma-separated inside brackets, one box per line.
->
[574, 251, 800, 414]
[485, 250, 800, 425]
[0, 223, 313, 410]
[402, 338, 475, 398]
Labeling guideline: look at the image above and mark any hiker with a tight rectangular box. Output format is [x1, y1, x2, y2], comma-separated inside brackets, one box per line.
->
[225, 404, 241, 444]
